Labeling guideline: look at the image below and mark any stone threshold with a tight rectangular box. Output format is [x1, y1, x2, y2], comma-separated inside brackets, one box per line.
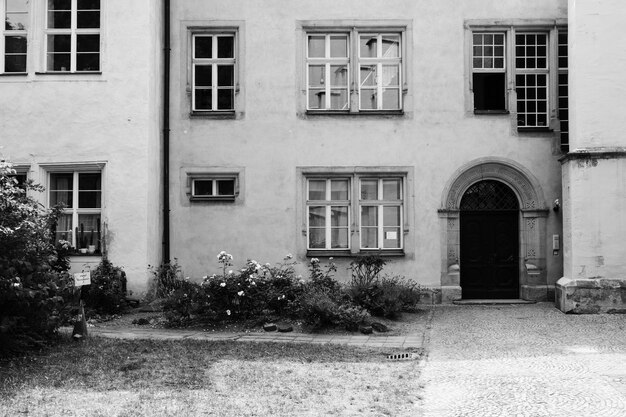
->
[453, 299, 537, 305]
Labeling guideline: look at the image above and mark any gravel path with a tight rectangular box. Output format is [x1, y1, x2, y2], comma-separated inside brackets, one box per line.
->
[420, 303, 626, 417]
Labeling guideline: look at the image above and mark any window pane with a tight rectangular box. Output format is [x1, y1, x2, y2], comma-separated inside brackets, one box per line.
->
[47, 53, 70, 71]
[77, 214, 100, 249]
[308, 65, 325, 87]
[50, 191, 72, 207]
[330, 180, 348, 200]
[330, 65, 347, 86]
[5, 55, 26, 72]
[361, 227, 378, 249]
[217, 179, 235, 196]
[360, 180, 378, 200]
[382, 66, 399, 87]
[308, 89, 325, 109]
[329, 89, 348, 110]
[360, 66, 376, 87]
[78, 191, 101, 208]
[77, 34, 99, 52]
[309, 228, 326, 249]
[50, 173, 73, 190]
[361, 206, 377, 226]
[77, 0, 100, 10]
[48, 11, 71, 28]
[331, 228, 349, 249]
[217, 36, 234, 58]
[76, 53, 99, 71]
[49, 0, 71, 10]
[217, 65, 234, 86]
[5, 12, 28, 30]
[54, 214, 72, 246]
[473, 73, 506, 111]
[7, 0, 29, 12]
[383, 227, 401, 248]
[195, 36, 212, 58]
[382, 179, 401, 200]
[194, 180, 213, 196]
[360, 90, 376, 110]
[5, 36, 26, 53]
[330, 36, 347, 58]
[382, 89, 400, 109]
[308, 206, 325, 227]
[79, 173, 101, 190]
[195, 65, 212, 87]
[331, 206, 348, 227]
[77, 11, 100, 28]
[308, 35, 325, 58]
[194, 89, 212, 110]
[308, 180, 326, 200]
[217, 88, 234, 110]
[360, 35, 377, 57]
[48, 34, 70, 52]
[383, 206, 400, 227]
[381, 35, 400, 57]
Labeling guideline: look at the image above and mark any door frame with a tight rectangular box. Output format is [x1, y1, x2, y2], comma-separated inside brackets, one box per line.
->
[438, 158, 550, 302]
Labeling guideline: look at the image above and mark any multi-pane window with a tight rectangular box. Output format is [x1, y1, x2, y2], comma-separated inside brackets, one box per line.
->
[472, 33, 506, 112]
[2, 0, 28, 73]
[192, 33, 236, 112]
[46, 0, 100, 72]
[305, 175, 405, 252]
[190, 177, 237, 201]
[307, 179, 350, 250]
[306, 34, 349, 110]
[557, 30, 569, 152]
[470, 27, 566, 133]
[49, 171, 102, 253]
[515, 33, 549, 128]
[306, 29, 403, 113]
[359, 178, 402, 250]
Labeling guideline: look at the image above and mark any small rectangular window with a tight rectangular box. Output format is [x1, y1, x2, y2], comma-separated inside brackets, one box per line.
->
[192, 33, 236, 112]
[190, 176, 237, 201]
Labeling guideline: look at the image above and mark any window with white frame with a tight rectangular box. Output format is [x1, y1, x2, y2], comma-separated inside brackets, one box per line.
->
[192, 32, 236, 112]
[188, 174, 238, 201]
[1, 0, 29, 73]
[305, 28, 404, 113]
[470, 25, 566, 132]
[305, 174, 405, 252]
[46, 0, 100, 72]
[49, 171, 102, 253]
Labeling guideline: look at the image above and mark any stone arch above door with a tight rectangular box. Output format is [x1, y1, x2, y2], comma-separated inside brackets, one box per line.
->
[438, 158, 550, 302]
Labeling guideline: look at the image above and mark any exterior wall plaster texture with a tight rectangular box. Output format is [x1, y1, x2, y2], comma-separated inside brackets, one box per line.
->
[169, 0, 567, 295]
[0, 0, 163, 295]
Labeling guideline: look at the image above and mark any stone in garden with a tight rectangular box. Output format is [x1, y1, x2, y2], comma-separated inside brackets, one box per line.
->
[133, 318, 150, 325]
[263, 323, 277, 332]
[371, 322, 389, 332]
[359, 325, 373, 335]
[277, 324, 293, 332]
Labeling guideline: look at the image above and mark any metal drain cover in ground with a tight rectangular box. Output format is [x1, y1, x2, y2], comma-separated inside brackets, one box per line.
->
[386, 352, 419, 361]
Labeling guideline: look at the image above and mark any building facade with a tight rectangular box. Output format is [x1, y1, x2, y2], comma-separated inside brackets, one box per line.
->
[3, 0, 624, 309]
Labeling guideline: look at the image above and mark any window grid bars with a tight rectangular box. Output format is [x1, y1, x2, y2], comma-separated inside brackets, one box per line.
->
[557, 30, 569, 151]
[2, 0, 28, 73]
[358, 33, 402, 110]
[472, 32, 506, 71]
[306, 178, 350, 250]
[306, 34, 350, 111]
[359, 178, 403, 250]
[515, 32, 549, 128]
[192, 34, 236, 111]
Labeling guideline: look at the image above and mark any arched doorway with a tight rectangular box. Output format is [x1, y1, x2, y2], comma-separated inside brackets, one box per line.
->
[460, 180, 519, 299]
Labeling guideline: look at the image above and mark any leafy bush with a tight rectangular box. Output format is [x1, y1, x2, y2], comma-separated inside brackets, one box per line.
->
[147, 259, 184, 300]
[82, 259, 127, 314]
[162, 280, 211, 327]
[0, 161, 73, 354]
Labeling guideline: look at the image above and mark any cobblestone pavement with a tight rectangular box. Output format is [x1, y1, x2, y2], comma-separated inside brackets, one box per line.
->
[420, 303, 626, 417]
[81, 327, 424, 349]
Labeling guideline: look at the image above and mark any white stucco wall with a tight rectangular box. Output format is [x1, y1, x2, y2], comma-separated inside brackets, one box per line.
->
[562, 0, 626, 281]
[169, 0, 566, 289]
[0, 0, 163, 295]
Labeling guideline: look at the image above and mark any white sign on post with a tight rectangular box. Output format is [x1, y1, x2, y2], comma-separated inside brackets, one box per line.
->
[74, 271, 91, 287]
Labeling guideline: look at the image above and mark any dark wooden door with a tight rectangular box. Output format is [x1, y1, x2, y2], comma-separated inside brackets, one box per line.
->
[460, 211, 519, 299]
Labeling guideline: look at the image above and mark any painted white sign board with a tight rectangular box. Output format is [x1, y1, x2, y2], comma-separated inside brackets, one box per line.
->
[74, 272, 91, 287]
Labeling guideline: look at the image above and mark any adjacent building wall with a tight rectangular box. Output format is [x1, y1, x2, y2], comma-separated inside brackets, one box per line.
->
[169, 0, 566, 293]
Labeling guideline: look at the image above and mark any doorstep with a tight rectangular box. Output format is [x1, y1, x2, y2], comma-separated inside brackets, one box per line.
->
[453, 299, 537, 305]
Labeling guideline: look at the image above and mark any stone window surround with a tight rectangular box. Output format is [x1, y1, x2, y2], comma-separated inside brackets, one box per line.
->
[438, 157, 550, 302]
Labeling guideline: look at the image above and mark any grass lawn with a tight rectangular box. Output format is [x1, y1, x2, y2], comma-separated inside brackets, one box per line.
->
[0, 337, 422, 416]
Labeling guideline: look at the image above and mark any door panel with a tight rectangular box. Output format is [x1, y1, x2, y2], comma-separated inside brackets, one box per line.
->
[460, 211, 519, 299]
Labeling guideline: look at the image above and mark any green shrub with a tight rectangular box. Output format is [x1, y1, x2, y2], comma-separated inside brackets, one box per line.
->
[163, 280, 212, 326]
[82, 259, 127, 314]
[0, 161, 73, 355]
[147, 259, 184, 300]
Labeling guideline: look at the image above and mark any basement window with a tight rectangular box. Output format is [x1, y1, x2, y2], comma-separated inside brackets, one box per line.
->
[190, 176, 238, 201]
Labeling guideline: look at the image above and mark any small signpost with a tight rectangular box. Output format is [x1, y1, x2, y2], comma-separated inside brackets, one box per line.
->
[72, 270, 91, 340]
